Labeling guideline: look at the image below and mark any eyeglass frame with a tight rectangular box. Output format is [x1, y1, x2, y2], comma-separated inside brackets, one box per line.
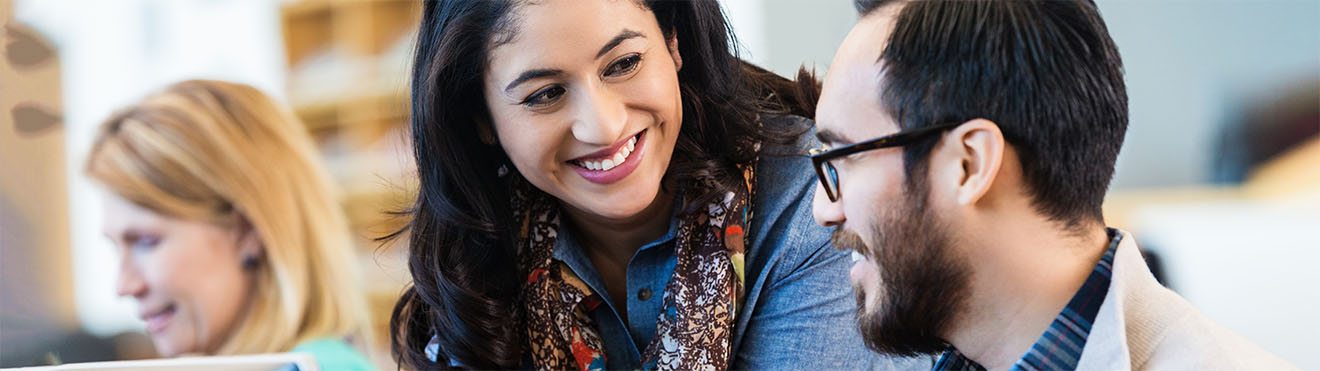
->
[808, 121, 965, 202]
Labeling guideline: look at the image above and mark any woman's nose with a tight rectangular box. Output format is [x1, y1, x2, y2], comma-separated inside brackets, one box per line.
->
[115, 256, 148, 299]
[571, 84, 629, 146]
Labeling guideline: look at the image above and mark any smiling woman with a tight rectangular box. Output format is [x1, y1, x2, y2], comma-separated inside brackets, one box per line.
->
[387, 0, 890, 370]
[84, 80, 375, 370]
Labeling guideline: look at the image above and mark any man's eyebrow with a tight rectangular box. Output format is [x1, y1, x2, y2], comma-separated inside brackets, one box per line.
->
[597, 29, 645, 59]
[504, 69, 564, 94]
[816, 128, 853, 146]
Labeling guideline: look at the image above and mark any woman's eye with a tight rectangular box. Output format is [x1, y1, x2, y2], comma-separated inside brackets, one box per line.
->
[522, 85, 566, 107]
[129, 235, 161, 251]
[604, 54, 642, 77]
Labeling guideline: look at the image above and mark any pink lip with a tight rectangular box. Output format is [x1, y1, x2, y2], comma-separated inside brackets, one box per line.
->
[140, 304, 175, 334]
[570, 129, 647, 185]
[570, 130, 642, 162]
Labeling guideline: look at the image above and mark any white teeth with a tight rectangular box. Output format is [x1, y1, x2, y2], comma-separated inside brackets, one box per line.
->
[575, 134, 640, 171]
[851, 251, 865, 262]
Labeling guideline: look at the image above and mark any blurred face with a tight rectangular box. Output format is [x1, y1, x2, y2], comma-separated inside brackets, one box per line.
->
[483, 0, 683, 221]
[100, 193, 255, 356]
[813, 9, 970, 356]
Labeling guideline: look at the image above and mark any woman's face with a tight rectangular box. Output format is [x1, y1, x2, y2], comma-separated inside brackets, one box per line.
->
[483, 0, 683, 221]
[100, 193, 255, 356]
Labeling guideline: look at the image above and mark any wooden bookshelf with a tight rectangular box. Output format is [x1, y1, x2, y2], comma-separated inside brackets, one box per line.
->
[279, 0, 421, 360]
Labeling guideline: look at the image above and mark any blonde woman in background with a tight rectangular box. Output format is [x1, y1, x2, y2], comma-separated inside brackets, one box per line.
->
[85, 79, 375, 370]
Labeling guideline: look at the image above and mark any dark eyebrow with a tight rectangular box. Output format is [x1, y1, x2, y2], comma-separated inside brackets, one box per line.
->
[597, 29, 644, 59]
[816, 128, 853, 146]
[503, 30, 644, 94]
[504, 69, 564, 93]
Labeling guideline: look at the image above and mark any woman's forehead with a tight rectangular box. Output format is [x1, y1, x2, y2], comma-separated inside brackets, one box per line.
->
[490, 0, 657, 60]
[485, 0, 660, 84]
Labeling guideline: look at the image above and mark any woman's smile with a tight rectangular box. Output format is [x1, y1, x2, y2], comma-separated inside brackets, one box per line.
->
[140, 302, 177, 334]
[569, 129, 647, 184]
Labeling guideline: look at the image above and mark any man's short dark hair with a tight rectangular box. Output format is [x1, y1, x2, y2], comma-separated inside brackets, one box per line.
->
[855, 0, 1128, 229]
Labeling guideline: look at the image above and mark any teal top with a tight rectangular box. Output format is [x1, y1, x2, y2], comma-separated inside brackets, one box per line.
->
[291, 338, 375, 371]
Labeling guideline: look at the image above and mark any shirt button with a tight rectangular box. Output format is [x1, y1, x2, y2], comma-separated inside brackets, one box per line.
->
[637, 288, 652, 301]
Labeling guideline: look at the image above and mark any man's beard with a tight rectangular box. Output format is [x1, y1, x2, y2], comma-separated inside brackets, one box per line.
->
[831, 178, 971, 357]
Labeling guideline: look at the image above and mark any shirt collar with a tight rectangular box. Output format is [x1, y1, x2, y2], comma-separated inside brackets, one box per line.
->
[550, 196, 685, 307]
[934, 228, 1122, 371]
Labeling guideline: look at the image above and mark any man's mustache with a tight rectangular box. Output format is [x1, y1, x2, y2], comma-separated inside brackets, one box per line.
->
[831, 227, 869, 255]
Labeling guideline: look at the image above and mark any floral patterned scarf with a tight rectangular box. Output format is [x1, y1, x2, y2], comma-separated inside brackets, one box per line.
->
[514, 164, 756, 371]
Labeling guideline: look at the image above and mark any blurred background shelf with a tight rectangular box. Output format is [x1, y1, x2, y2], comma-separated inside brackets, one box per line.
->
[278, 0, 421, 361]
[282, 0, 416, 149]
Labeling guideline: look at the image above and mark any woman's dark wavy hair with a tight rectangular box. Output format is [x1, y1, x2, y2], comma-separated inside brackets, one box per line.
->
[386, 0, 818, 368]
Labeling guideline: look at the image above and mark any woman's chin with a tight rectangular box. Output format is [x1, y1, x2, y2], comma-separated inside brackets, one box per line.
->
[150, 331, 202, 357]
[565, 187, 663, 222]
[578, 199, 652, 221]
[607, 208, 653, 221]
[150, 338, 183, 357]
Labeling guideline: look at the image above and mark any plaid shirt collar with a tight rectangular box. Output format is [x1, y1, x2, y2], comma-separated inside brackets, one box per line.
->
[934, 228, 1122, 371]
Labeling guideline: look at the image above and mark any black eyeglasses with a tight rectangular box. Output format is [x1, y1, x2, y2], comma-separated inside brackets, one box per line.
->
[808, 122, 964, 202]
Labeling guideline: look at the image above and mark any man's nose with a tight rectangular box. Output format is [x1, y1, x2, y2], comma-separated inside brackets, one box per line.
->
[812, 182, 845, 227]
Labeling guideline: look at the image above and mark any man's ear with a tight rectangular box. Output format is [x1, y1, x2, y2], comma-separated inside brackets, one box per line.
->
[940, 119, 1005, 207]
[666, 35, 683, 71]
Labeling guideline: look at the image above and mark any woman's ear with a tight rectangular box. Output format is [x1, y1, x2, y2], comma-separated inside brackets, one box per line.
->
[474, 115, 498, 146]
[234, 214, 264, 270]
[667, 35, 683, 71]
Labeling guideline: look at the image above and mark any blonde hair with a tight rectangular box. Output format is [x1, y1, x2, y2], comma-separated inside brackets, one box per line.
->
[85, 79, 371, 355]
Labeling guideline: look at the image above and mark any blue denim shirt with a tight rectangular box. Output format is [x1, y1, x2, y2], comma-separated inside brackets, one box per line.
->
[549, 118, 929, 370]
